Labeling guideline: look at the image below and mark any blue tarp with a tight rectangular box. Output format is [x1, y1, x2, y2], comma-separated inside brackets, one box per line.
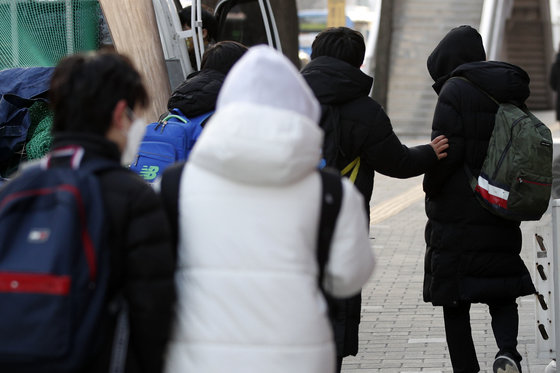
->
[0, 67, 54, 163]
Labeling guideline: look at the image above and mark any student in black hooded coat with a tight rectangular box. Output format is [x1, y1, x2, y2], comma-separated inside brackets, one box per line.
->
[301, 27, 449, 372]
[423, 25, 536, 373]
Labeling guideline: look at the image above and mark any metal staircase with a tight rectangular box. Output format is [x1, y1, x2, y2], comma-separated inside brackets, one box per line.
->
[503, 0, 553, 110]
[384, 0, 553, 135]
[386, 0, 484, 135]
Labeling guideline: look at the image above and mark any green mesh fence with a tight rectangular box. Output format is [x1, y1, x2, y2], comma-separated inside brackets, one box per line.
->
[0, 0, 103, 69]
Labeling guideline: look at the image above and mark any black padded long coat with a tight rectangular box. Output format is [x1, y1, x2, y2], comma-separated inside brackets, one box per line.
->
[423, 26, 536, 307]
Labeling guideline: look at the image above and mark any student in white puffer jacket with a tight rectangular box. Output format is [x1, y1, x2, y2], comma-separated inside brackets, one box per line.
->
[162, 46, 375, 373]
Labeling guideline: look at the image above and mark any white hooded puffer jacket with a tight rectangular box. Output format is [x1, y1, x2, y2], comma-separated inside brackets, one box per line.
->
[164, 46, 375, 373]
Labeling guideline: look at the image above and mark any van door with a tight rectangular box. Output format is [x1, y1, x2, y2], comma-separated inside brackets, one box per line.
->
[153, 0, 281, 89]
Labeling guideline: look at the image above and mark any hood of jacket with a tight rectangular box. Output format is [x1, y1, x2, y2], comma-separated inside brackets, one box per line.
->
[427, 25, 486, 91]
[189, 46, 323, 186]
[427, 25, 530, 103]
[301, 56, 373, 105]
[450, 61, 530, 105]
[167, 69, 226, 117]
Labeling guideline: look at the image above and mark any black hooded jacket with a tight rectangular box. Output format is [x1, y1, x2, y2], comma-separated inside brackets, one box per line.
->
[167, 69, 226, 117]
[302, 56, 438, 213]
[423, 25, 535, 306]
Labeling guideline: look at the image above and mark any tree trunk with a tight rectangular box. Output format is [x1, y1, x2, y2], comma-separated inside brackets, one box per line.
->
[269, 0, 300, 67]
[371, 0, 393, 109]
[99, 0, 171, 122]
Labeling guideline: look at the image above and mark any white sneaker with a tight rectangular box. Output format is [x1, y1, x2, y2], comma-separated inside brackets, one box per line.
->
[493, 355, 520, 373]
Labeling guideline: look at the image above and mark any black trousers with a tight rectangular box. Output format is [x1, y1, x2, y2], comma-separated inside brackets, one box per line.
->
[442, 299, 522, 373]
[335, 356, 343, 373]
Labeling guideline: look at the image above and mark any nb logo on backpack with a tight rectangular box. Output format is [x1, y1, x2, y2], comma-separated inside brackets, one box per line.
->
[140, 165, 159, 181]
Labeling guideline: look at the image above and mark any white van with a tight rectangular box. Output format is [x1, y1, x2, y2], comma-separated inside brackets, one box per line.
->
[154, 0, 281, 88]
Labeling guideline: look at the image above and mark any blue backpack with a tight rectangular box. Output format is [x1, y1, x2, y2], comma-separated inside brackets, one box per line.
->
[0, 146, 126, 373]
[130, 108, 213, 183]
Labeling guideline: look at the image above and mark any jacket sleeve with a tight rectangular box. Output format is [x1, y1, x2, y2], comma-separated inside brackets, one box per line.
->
[422, 84, 466, 197]
[362, 108, 438, 178]
[322, 179, 375, 297]
[124, 182, 176, 373]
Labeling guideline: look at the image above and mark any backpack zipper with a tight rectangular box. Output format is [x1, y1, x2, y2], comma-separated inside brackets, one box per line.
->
[517, 177, 551, 186]
[492, 114, 528, 179]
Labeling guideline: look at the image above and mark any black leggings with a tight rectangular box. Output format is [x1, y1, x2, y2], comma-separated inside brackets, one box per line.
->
[442, 299, 521, 373]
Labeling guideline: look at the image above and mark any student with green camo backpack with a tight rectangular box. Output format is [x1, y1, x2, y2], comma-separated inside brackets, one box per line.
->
[424, 25, 545, 373]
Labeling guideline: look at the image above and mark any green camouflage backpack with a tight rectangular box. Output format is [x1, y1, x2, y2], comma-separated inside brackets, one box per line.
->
[456, 77, 553, 221]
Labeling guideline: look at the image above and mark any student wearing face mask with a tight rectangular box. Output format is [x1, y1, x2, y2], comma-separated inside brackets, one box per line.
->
[45, 51, 176, 373]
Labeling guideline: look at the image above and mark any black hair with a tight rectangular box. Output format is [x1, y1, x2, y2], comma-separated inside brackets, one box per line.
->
[311, 27, 365, 68]
[179, 6, 218, 43]
[200, 41, 248, 74]
[49, 51, 148, 135]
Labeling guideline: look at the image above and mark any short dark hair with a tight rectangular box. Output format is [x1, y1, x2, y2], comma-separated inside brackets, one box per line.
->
[49, 51, 148, 135]
[311, 27, 365, 68]
[179, 6, 218, 42]
[200, 41, 248, 74]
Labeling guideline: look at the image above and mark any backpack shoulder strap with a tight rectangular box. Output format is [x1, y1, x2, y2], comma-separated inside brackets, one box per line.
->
[317, 168, 343, 291]
[161, 114, 188, 124]
[449, 77, 500, 187]
[191, 110, 214, 127]
[341, 157, 361, 184]
[463, 163, 479, 192]
[45, 146, 120, 174]
[160, 161, 186, 251]
[451, 76, 500, 105]
[319, 105, 345, 167]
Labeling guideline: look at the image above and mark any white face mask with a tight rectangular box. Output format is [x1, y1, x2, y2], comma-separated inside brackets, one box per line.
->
[121, 116, 147, 166]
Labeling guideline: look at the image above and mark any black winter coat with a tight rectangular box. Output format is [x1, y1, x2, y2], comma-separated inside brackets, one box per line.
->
[167, 68, 226, 117]
[302, 56, 438, 214]
[301, 56, 438, 357]
[51, 134, 176, 373]
[423, 26, 536, 307]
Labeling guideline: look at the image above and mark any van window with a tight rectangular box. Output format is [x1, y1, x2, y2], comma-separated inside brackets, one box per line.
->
[216, 1, 268, 47]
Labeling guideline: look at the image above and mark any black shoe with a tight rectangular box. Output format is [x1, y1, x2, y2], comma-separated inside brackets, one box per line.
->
[493, 355, 520, 373]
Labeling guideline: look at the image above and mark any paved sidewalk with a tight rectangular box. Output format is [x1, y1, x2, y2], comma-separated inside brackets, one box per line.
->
[342, 111, 558, 372]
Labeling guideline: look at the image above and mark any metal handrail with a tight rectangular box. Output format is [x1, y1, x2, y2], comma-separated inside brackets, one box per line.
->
[551, 199, 560, 366]
[363, 0, 382, 76]
[479, 0, 513, 60]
